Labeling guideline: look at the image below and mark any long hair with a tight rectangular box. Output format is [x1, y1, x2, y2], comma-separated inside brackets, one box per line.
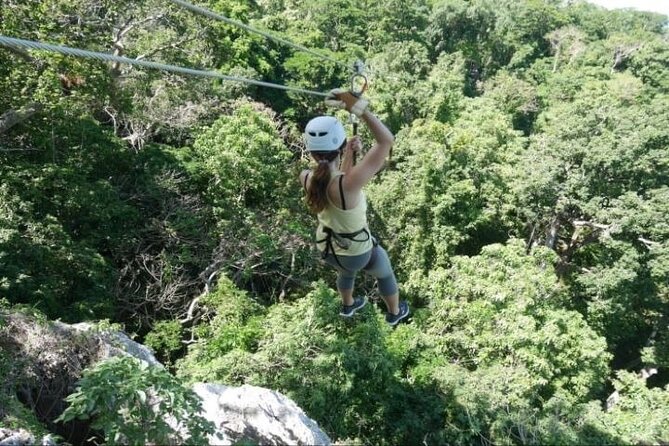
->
[306, 145, 344, 213]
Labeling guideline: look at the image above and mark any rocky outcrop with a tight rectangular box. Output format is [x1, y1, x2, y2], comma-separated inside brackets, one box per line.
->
[0, 312, 331, 446]
[193, 383, 331, 446]
[0, 428, 55, 446]
[70, 322, 162, 367]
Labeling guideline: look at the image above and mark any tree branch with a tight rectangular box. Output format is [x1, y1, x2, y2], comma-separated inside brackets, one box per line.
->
[545, 216, 560, 249]
[1, 45, 36, 64]
[0, 102, 43, 134]
[638, 237, 660, 249]
[136, 35, 195, 61]
[572, 220, 611, 230]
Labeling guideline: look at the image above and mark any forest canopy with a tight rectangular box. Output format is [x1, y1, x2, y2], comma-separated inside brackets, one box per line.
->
[1, 0, 668, 444]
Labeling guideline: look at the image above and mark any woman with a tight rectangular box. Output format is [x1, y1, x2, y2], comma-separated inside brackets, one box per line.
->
[299, 89, 409, 326]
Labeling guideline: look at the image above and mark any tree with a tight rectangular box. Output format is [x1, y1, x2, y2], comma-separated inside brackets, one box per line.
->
[177, 279, 445, 445]
[629, 37, 669, 93]
[366, 100, 523, 278]
[366, 41, 432, 131]
[546, 26, 588, 73]
[408, 241, 612, 444]
[508, 71, 669, 360]
[0, 127, 134, 320]
[581, 371, 669, 445]
[426, 0, 566, 78]
[187, 101, 319, 302]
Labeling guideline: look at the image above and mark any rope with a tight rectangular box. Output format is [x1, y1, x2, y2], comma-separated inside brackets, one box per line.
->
[0, 35, 329, 97]
[169, 0, 352, 73]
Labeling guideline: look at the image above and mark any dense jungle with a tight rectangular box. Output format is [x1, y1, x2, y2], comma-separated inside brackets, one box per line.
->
[1, 0, 668, 444]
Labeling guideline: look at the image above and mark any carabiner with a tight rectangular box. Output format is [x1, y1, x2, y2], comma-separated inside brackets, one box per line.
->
[350, 59, 368, 98]
[350, 73, 368, 98]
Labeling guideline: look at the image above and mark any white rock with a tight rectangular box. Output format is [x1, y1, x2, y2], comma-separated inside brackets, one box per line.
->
[0, 428, 55, 446]
[70, 322, 162, 367]
[192, 383, 331, 446]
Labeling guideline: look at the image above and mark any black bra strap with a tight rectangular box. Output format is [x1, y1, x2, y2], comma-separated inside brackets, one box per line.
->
[339, 175, 346, 210]
[303, 172, 310, 190]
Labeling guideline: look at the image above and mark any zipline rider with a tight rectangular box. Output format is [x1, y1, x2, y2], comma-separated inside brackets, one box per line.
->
[299, 89, 409, 325]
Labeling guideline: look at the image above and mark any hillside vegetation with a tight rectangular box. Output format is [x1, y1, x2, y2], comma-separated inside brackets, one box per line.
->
[1, 0, 668, 444]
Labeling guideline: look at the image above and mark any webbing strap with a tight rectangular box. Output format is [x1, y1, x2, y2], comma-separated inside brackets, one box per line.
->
[303, 172, 310, 191]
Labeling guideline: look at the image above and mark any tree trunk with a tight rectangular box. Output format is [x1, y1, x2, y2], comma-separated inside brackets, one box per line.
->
[0, 102, 43, 134]
[545, 216, 560, 250]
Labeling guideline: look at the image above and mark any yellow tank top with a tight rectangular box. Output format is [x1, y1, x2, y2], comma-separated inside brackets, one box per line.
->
[316, 172, 373, 256]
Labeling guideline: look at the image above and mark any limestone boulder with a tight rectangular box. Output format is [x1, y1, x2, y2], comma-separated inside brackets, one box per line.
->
[0, 428, 55, 446]
[191, 383, 331, 446]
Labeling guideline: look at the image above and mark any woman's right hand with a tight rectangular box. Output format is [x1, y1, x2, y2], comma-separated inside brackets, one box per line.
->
[325, 88, 369, 117]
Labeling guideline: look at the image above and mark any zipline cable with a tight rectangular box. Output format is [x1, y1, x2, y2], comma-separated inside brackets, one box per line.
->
[0, 35, 329, 97]
[169, 0, 353, 73]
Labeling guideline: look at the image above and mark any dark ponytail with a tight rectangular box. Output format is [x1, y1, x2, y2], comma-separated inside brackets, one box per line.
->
[306, 148, 342, 213]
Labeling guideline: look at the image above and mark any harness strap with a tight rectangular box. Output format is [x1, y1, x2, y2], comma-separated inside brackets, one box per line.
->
[339, 175, 346, 210]
[303, 172, 310, 190]
[319, 229, 346, 269]
[316, 226, 372, 269]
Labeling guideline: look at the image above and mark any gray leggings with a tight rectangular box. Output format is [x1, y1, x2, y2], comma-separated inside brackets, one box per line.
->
[322, 245, 398, 297]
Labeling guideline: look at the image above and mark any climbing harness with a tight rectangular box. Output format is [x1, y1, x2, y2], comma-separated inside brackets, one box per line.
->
[303, 172, 376, 269]
[317, 226, 373, 269]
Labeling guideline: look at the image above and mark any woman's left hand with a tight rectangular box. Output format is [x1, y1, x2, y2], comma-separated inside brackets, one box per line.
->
[346, 136, 362, 153]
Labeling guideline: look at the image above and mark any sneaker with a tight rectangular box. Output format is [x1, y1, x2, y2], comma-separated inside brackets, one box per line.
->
[339, 297, 367, 317]
[385, 301, 410, 326]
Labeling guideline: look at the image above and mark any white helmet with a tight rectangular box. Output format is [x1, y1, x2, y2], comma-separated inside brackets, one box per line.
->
[304, 116, 347, 152]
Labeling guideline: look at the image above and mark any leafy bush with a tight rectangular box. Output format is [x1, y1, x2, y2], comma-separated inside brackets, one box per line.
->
[57, 356, 214, 445]
[144, 320, 184, 366]
[191, 102, 293, 224]
[406, 241, 612, 444]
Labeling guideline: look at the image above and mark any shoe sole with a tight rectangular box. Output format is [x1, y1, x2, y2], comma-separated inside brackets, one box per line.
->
[387, 307, 410, 326]
[339, 298, 367, 317]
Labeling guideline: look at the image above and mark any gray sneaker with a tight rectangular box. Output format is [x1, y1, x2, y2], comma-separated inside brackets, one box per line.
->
[340, 297, 367, 317]
[386, 301, 410, 326]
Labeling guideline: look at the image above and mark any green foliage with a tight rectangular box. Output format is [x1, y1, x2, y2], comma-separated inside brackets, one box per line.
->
[178, 281, 445, 445]
[406, 241, 612, 445]
[369, 48, 468, 132]
[144, 320, 184, 366]
[177, 243, 616, 445]
[57, 356, 214, 445]
[508, 68, 669, 357]
[581, 371, 669, 445]
[2, 0, 669, 443]
[367, 107, 523, 276]
[482, 70, 539, 133]
[183, 275, 266, 367]
[415, 241, 611, 399]
[426, 0, 567, 75]
[573, 5, 667, 38]
[0, 166, 119, 320]
[187, 101, 319, 301]
[629, 37, 669, 93]
[191, 102, 292, 223]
